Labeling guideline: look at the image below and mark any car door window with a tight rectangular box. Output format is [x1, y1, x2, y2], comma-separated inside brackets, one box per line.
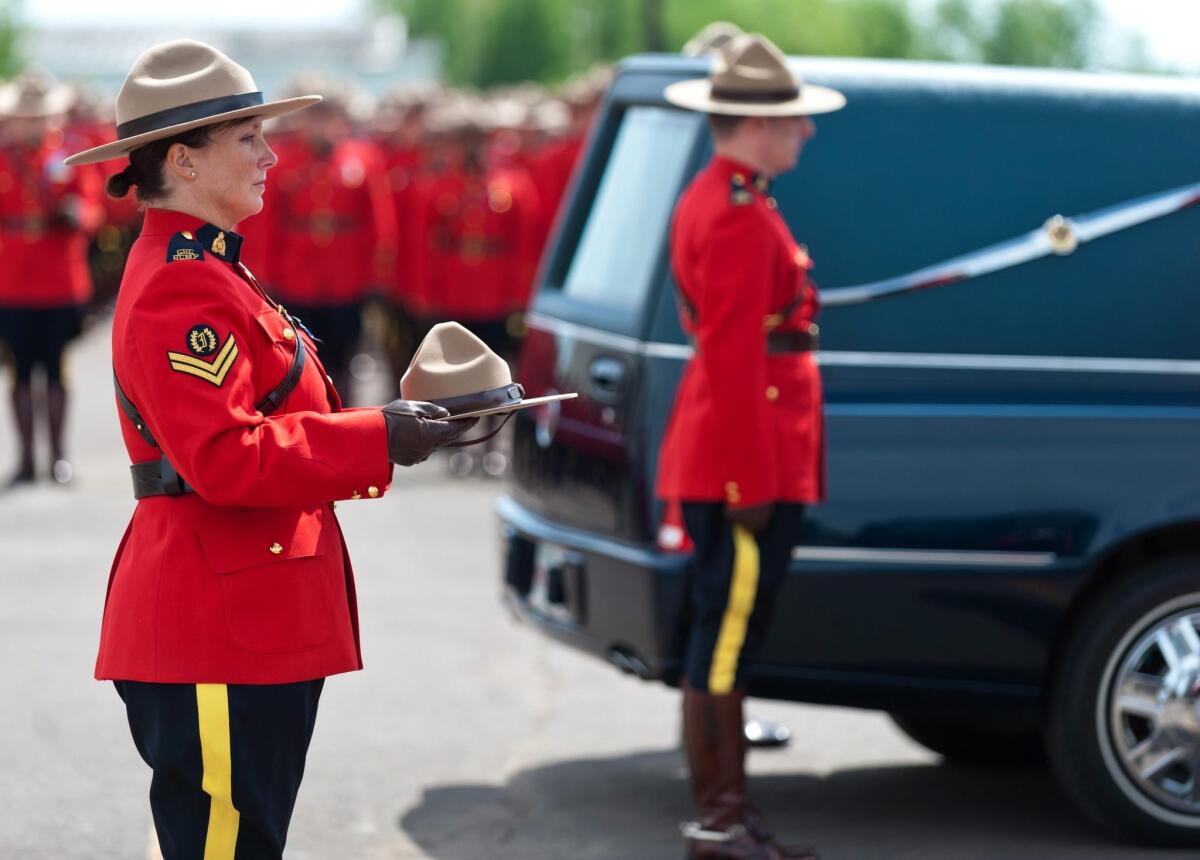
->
[562, 106, 698, 310]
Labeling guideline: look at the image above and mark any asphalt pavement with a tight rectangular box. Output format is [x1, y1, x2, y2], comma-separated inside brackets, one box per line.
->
[0, 320, 1190, 859]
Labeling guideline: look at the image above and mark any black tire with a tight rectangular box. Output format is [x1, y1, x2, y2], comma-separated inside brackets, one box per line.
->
[1046, 555, 1200, 847]
[889, 713, 1045, 766]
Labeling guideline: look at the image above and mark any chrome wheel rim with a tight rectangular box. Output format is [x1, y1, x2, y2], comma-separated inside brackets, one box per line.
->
[1107, 606, 1200, 817]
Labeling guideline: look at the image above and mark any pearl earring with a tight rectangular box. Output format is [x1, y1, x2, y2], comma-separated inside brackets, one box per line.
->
[190, 171, 197, 178]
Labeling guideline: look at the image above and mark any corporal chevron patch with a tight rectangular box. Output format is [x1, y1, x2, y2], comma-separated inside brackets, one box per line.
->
[167, 332, 238, 386]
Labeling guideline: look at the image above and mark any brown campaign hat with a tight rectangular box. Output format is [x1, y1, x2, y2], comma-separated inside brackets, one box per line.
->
[401, 323, 576, 421]
[0, 70, 75, 119]
[65, 39, 321, 166]
[682, 21, 744, 58]
[665, 33, 845, 117]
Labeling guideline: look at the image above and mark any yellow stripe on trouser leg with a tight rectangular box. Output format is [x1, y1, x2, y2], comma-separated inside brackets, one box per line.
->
[708, 524, 761, 695]
[196, 683, 240, 860]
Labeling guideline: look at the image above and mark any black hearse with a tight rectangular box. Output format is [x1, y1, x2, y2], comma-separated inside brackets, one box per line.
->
[499, 54, 1200, 846]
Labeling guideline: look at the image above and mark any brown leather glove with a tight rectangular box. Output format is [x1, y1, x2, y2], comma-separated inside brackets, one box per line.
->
[725, 502, 776, 536]
[381, 400, 478, 467]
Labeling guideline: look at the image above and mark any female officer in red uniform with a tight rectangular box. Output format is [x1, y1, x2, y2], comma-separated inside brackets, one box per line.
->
[658, 34, 845, 859]
[65, 40, 471, 859]
[0, 72, 102, 485]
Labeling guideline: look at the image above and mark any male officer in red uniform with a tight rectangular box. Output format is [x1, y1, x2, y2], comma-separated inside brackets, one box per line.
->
[410, 107, 541, 476]
[0, 72, 102, 485]
[407, 104, 469, 336]
[657, 34, 846, 859]
[530, 74, 604, 248]
[413, 108, 541, 350]
[376, 87, 436, 387]
[268, 87, 396, 403]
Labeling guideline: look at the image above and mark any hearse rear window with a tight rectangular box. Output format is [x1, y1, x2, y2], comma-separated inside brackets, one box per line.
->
[562, 106, 697, 308]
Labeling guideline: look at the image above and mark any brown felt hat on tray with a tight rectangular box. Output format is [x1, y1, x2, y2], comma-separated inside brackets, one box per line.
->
[65, 39, 321, 166]
[401, 322, 576, 421]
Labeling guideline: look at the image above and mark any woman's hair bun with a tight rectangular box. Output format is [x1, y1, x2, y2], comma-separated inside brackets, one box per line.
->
[105, 164, 139, 199]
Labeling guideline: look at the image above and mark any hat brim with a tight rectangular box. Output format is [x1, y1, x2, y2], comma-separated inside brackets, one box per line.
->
[441, 392, 578, 421]
[663, 78, 845, 117]
[64, 94, 322, 166]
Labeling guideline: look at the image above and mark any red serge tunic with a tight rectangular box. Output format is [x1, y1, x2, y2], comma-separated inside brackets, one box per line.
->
[413, 165, 542, 321]
[656, 156, 826, 510]
[98, 208, 394, 684]
[382, 143, 428, 313]
[270, 138, 397, 306]
[0, 132, 103, 308]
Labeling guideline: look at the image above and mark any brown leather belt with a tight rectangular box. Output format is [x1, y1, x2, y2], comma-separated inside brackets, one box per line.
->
[767, 325, 819, 354]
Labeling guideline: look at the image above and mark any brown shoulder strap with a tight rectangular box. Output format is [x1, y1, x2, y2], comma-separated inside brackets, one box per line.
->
[113, 369, 194, 497]
[113, 369, 159, 448]
[255, 333, 306, 415]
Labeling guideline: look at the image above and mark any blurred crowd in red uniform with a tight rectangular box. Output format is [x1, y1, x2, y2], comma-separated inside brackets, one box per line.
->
[0, 66, 607, 484]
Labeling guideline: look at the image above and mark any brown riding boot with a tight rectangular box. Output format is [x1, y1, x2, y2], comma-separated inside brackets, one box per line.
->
[46, 380, 73, 485]
[681, 685, 819, 859]
[8, 382, 35, 484]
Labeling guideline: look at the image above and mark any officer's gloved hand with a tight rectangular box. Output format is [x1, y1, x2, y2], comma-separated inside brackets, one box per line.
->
[381, 400, 478, 467]
[725, 503, 776, 536]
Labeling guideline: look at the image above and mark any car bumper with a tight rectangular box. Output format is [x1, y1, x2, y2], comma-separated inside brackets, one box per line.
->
[496, 494, 688, 682]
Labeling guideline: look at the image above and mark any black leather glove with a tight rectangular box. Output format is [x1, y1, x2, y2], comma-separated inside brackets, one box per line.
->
[725, 502, 776, 536]
[381, 400, 478, 467]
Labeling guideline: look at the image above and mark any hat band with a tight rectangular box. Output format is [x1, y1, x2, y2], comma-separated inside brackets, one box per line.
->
[116, 91, 265, 140]
[709, 84, 801, 104]
[430, 383, 524, 416]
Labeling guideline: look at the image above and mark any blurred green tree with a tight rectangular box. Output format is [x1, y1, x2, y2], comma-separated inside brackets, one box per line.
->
[395, 0, 640, 84]
[389, 0, 1115, 87]
[662, 0, 917, 58]
[477, 0, 571, 86]
[926, 0, 1098, 68]
[923, 0, 984, 61]
[0, 2, 21, 78]
[641, 0, 668, 51]
[575, 0, 642, 62]
[986, 0, 1097, 67]
[395, 0, 474, 83]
